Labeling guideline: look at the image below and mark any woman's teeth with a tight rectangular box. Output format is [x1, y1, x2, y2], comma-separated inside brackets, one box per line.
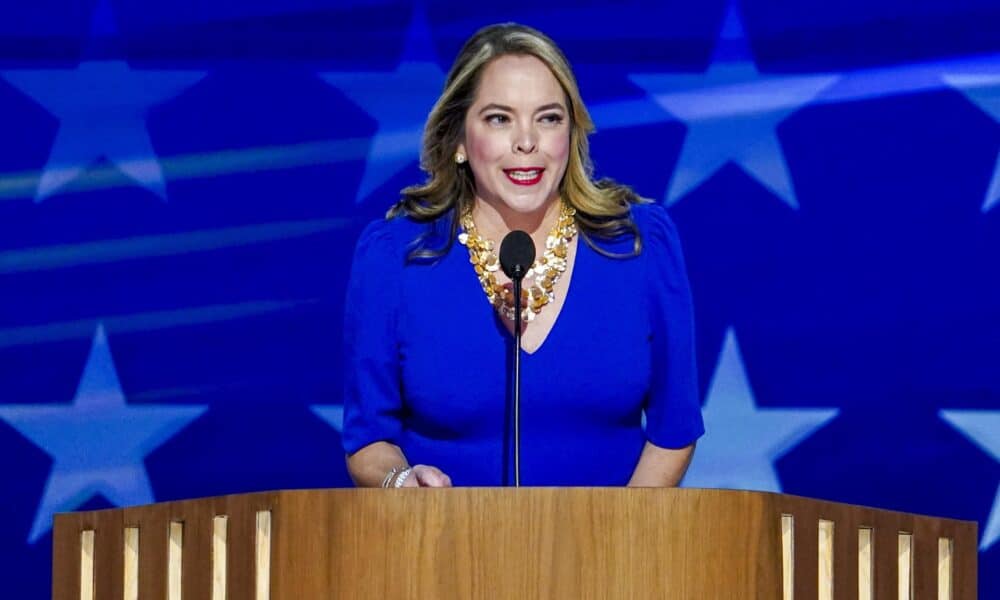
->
[507, 169, 541, 181]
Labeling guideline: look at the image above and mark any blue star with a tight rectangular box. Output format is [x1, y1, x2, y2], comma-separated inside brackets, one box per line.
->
[1, 62, 204, 201]
[629, 2, 838, 208]
[682, 328, 839, 492]
[940, 409, 1000, 550]
[311, 404, 344, 433]
[0, 324, 207, 543]
[320, 6, 444, 203]
[943, 72, 1000, 213]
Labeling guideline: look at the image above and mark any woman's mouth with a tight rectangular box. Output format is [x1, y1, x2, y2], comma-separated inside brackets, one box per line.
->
[503, 168, 544, 186]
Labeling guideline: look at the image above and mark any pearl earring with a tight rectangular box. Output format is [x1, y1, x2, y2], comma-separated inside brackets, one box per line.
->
[455, 153, 467, 164]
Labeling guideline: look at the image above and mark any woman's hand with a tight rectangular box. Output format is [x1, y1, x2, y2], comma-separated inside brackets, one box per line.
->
[345, 442, 453, 487]
[402, 464, 452, 487]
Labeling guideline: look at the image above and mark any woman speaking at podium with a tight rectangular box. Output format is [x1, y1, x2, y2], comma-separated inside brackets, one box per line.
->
[341, 23, 704, 488]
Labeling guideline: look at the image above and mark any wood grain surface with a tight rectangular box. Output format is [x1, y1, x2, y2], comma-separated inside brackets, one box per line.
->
[51, 488, 977, 600]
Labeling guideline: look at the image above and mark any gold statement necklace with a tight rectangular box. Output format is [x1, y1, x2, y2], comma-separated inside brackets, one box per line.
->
[458, 202, 578, 322]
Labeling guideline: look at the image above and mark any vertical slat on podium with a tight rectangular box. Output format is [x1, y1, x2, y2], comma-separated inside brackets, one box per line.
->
[817, 520, 834, 600]
[898, 532, 914, 600]
[224, 495, 256, 600]
[938, 537, 954, 600]
[951, 521, 977, 600]
[80, 529, 96, 600]
[168, 521, 183, 600]
[93, 506, 125, 600]
[874, 519, 899, 600]
[792, 503, 819, 600]
[255, 510, 272, 600]
[52, 514, 83, 600]
[911, 519, 937, 599]
[212, 514, 229, 600]
[858, 528, 874, 600]
[781, 514, 794, 600]
[123, 527, 139, 600]
[830, 509, 858, 600]
[181, 498, 216, 600]
[126, 503, 168, 600]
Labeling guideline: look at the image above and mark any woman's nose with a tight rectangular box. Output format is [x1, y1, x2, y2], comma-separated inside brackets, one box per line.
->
[512, 126, 537, 154]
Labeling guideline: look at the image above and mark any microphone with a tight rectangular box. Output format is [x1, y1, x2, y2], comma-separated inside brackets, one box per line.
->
[499, 230, 535, 281]
[499, 231, 535, 488]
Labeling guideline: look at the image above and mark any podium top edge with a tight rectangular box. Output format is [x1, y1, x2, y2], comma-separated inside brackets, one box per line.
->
[51, 487, 977, 529]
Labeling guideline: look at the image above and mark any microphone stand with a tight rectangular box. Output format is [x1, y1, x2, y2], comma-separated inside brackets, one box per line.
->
[499, 229, 533, 488]
[512, 267, 524, 488]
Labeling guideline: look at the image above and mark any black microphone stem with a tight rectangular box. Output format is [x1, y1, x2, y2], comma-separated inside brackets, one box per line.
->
[498, 229, 533, 489]
[512, 268, 523, 488]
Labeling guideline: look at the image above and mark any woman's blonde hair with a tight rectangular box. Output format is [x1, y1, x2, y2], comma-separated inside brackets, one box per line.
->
[389, 22, 645, 259]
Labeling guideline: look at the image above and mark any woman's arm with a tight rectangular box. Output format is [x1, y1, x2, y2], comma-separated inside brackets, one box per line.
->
[627, 441, 695, 487]
[346, 441, 452, 488]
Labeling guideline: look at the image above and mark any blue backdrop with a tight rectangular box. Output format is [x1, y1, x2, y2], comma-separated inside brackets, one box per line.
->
[1, 0, 998, 597]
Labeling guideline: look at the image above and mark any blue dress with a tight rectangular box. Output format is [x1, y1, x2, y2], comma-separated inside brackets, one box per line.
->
[341, 202, 704, 486]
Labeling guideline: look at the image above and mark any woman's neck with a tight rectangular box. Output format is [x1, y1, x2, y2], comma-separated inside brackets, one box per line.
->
[471, 196, 562, 250]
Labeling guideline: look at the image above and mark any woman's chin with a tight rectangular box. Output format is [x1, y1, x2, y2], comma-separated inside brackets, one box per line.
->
[497, 192, 558, 216]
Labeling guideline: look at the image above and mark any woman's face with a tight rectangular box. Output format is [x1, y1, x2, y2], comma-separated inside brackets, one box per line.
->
[458, 54, 571, 216]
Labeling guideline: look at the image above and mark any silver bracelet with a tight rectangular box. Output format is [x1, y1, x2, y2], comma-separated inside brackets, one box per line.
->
[393, 467, 413, 488]
[381, 465, 408, 488]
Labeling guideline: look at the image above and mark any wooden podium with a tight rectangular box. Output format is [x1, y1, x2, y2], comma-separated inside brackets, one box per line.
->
[52, 488, 977, 599]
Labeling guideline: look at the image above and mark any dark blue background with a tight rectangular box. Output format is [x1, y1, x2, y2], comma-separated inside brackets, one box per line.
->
[1, 1, 998, 597]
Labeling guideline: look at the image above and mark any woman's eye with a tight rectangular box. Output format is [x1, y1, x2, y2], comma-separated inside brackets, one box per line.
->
[486, 114, 509, 125]
[540, 113, 564, 125]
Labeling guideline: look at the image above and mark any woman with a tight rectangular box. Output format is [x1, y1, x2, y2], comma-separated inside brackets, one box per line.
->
[342, 23, 703, 488]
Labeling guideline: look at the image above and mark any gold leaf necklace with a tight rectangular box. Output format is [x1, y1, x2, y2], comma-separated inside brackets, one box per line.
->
[458, 201, 577, 322]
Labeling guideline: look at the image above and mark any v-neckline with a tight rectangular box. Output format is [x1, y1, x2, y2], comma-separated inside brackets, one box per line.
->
[504, 234, 580, 356]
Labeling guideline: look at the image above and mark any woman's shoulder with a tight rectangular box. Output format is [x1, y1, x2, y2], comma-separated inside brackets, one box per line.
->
[584, 201, 679, 255]
[353, 211, 453, 263]
[628, 201, 679, 241]
[356, 213, 411, 245]
[628, 201, 690, 292]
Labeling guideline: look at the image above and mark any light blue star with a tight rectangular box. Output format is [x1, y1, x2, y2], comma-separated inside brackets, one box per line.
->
[1, 62, 205, 201]
[0, 324, 207, 543]
[940, 409, 1000, 550]
[320, 5, 444, 203]
[629, 2, 838, 207]
[311, 405, 344, 433]
[943, 72, 1000, 213]
[682, 328, 839, 492]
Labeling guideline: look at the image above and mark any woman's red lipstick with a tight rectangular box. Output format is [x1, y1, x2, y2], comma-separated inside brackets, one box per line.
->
[503, 168, 544, 186]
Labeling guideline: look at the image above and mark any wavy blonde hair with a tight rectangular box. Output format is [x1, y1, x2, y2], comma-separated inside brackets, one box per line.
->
[389, 23, 645, 259]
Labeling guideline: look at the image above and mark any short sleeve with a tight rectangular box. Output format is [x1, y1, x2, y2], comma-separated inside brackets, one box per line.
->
[341, 219, 405, 455]
[639, 204, 705, 449]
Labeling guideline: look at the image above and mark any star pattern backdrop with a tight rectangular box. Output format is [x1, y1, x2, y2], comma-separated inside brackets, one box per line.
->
[0, 0, 998, 597]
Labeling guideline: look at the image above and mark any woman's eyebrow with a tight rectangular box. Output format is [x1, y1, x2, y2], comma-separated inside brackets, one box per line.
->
[533, 102, 566, 114]
[476, 102, 566, 115]
[478, 103, 513, 115]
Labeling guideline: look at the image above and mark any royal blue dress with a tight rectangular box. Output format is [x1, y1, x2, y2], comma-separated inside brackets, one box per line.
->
[341, 202, 704, 486]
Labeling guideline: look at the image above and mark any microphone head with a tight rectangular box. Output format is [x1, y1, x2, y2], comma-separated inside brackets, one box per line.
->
[499, 230, 535, 281]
